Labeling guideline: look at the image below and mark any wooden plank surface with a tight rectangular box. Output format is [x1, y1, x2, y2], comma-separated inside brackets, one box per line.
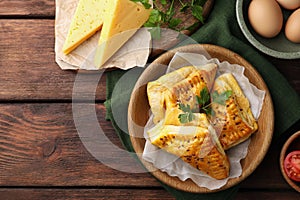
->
[0, 0, 54, 17]
[0, 1, 299, 199]
[0, 20, 106, 101]
[0, 189, 175, 200]
[235, 190, 300, 200]
[0, 103, 295, 190]
[0, 103, 161, 187]
[0, 19, 299, 102]
[0, 189, 299, 200]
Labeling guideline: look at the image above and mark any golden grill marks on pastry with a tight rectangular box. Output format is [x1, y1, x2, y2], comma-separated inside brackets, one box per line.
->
[146, 64, 231, 180]
[147, 66, 195, 124]
[147, 64, 217, 124]
[146, 65, 259, 180]
[211, 73, 258, 150]
[147, 120, 230, 180]
[166, 70, 207, 110]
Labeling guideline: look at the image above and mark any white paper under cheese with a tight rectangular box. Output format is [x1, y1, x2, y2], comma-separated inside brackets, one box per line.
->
[54, 0, 152, 70]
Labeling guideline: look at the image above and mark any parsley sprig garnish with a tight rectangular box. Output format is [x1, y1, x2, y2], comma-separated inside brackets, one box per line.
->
[178, 88, 232, 124]
[178, 104, 195, 123]
[138, 0, 207, 39]
[131, 0, 152, 9]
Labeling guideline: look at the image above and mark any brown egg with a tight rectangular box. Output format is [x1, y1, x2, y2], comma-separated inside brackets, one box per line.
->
[285, 8, 300, 43]
[276, 0, 300, 10]
[248, 0, 283, 38]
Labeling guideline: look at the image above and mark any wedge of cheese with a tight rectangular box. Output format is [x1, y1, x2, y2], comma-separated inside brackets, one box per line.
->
[94, 0, 151, 68]
[62, 0, 106, 55]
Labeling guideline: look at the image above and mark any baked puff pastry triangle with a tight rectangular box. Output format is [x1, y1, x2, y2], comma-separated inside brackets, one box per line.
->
[147, 120, 230, 180]
[147, 66, 195, 124]
[211, 73, 258, 150]
[147, 64, 217, 124]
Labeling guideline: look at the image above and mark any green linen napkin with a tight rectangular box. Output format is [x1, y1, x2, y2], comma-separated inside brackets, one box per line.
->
[104, 0, 300, 199]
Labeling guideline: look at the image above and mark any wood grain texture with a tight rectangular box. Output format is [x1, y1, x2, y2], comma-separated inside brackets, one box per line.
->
[151, 0, 215, 57]
[155, 0, 214, 32]
[0, 103, 160, 187]
[0, 0, 55, 17]
[0, 20, 106, 101]
[235, 190, 300, 200]
[0, 19, 299, 102]
[0, 189, 299, 200]
[0, 103, 294, 190]
[0, 1, 299, 198]
[0, 189, 175, 200]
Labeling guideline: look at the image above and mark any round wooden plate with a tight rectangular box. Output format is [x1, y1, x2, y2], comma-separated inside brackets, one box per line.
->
[128, 44, 274, 193]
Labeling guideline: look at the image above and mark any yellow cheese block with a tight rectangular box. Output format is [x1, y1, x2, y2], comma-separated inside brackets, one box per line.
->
[62, 0, 106, 55]
[94, 0, 151, 68]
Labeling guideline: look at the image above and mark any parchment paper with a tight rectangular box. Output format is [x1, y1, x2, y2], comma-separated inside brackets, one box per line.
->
[142, 52, 266, 190]
[54, 0, 152, 70]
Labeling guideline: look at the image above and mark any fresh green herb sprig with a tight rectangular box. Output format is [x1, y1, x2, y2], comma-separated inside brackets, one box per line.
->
[178, 88, 232, 124]
[141, 0, 207, 39]
[131, 0, 152, 9]
[196, 87, 212, 114]
[178, 104, 195, 123]
[190, 0, 207, 23]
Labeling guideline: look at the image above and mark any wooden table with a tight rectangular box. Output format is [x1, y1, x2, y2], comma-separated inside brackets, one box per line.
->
[0, 1, 299, 199]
